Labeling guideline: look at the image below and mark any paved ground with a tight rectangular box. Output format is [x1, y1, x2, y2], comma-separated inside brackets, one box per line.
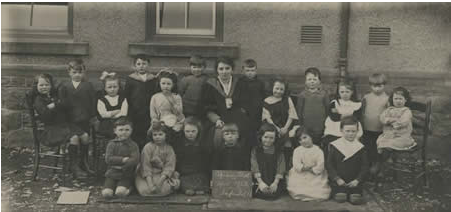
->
[1, 147, 384, 212]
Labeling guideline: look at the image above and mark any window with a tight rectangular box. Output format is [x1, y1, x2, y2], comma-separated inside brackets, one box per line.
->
[147, 2, 223, 42]
[1, 2, 73, 42]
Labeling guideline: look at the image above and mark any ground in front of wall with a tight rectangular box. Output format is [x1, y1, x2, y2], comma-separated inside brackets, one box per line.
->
[2, 147, 450, 212]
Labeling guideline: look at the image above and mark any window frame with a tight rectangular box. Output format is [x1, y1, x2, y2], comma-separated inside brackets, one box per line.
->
[1, 2, 74, 42]
[146, 2, 224, 42]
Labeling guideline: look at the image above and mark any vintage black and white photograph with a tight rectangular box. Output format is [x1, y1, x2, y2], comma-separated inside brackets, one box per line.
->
[1, 1, 451, 212]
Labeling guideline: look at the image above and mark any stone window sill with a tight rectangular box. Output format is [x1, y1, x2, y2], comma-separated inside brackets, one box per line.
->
[128, 42, 240, 58]
[1, 41, 89, 56]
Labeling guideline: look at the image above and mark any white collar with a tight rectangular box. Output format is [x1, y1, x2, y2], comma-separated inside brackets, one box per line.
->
[138, 73, 147, 82]
[264, 96, 283, 104]
[331, 137, 363, 161]
[218, 76, 232, 96]
[72, 81, 81, 89]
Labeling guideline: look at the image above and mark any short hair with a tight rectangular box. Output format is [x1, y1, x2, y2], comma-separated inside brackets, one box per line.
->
[305, 67, 322, 81]
[369, 73, 387, 85]
[256, 123, 279, 144]
[215, 57, 235, 73]
[336, 78, 358, 102]
[68, 59, 86, 72]
[147, 121, 170, 138]
[294, 126, 314, 140]
[222, 123, 239, 135]
[113, 117, 133, 129]
[156, 68, 178, 93]
[133, 54, 150, 65]
[271, 76, 290, 97]
[388, 86, 412, 107]
[189, 55, 206, 67]
[184, 116, 203, 135]
[243, 59, 257, 68]
[340, 116, 359, 130]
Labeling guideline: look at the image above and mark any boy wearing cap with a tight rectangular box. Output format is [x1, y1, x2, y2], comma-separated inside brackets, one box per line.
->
[178, 55, 209, 118]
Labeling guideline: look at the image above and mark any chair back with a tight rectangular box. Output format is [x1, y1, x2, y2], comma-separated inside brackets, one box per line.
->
[25, 90, 40, 147]
[408, 100, 432, 151]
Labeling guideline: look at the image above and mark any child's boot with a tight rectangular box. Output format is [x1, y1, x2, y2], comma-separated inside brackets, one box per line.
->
[68, 145, 88, 179]
[349, 194, 364, 205]
[334, 193, 347, 203]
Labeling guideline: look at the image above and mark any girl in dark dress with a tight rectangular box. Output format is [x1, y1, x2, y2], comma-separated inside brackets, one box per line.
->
[32, 73, 88, 179]
[174, 117, 210, 195]
[250, 123, 286, 200]
[97, 73, 128, 139]
[262, 77, 298, 169]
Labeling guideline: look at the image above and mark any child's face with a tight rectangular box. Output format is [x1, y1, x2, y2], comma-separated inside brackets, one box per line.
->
[152, 130, 166, 145]
[338, 85, 353, 101]
[305, 73, 320, 89]
[37, 77, 51, 95]
[217, 62, 233, 81]
[114, 124, 132, 141]
[223, 131, 239, 146]
[190, 64, 204, 76]
[105, 80, 119, 97]
[184, 124, 199, 142]
[134, 58, 149, 75]
[299, 133, 313, 148]
[341, 124, 358, 141]
[68, 69, 84, 82]
[392, 93, 406, 108]
[273, 82, 285, 98]
[370, 84, 385, 95]
[261, 131, 276, 148]
[160, 77, 174, 94]
[243, 66, 257, 80]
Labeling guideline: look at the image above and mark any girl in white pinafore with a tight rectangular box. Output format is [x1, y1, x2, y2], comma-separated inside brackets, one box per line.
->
[287, 127, 330, 201]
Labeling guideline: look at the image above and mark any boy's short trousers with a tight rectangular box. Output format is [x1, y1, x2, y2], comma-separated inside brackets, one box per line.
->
[104, 177, 133, 190]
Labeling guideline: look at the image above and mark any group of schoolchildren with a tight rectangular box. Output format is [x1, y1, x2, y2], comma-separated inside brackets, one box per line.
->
[31, 54, 416, 205]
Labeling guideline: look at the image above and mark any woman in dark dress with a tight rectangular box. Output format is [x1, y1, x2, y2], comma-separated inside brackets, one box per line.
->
[200, 57, 251, 168]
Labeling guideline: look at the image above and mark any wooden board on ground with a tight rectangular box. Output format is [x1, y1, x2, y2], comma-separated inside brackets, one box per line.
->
[57, 191, 90, 204]
[98, 194, 209, 205]
[211, 170, 253, 199]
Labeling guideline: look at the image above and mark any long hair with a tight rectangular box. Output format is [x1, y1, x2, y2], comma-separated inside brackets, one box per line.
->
[335, 77, 358, 102]
[156, 68, 179, 94]
[256, 123, 279, 147]
[147, 121, 171, 142]
[183, 116, 203, 142]
[270, 76, 290, 98]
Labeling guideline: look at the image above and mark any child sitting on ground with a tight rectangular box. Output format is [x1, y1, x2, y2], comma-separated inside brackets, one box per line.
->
[102, 117, 140, 198]
[211, 123, 248, 171]
[250, 123, 286, 200]
[97, 73, 128, 139]
[287, 126, 330, 201]
[174, 117, 210, 196]
[135, 122, 180, 196]
[327, 116, 368, 205]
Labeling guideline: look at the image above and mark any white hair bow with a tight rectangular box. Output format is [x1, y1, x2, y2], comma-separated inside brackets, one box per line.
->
[100, 71, 116, 80]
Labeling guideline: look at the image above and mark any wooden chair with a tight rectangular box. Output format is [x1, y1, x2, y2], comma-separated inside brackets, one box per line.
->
[25, 91, 69, 185]
[384, 99, 432, 191]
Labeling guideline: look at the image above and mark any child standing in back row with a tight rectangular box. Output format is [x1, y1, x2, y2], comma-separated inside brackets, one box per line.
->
[238, 59, 266, 147]
[178, 55, 209, 118]
[58, 59, 96, 177]
[296, 67, 330, 145]
[361, 73, 389, 175]
[124, 54, 157, 149]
